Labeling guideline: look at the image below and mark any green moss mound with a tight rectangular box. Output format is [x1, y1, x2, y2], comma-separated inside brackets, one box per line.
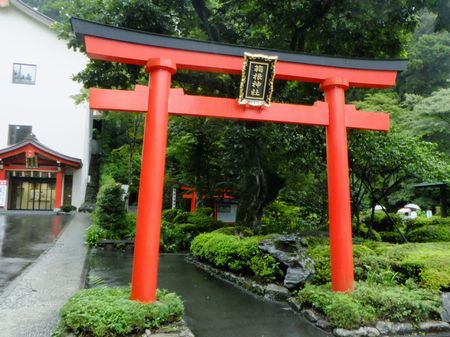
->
[56, 287, 184, 337]
[297, 282, 441, 329]
[190, 232, 283, 280]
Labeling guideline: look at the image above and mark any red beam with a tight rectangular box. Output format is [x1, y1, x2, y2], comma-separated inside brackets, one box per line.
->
[85, 36, 398, 88]
[90, 87, 389, 131]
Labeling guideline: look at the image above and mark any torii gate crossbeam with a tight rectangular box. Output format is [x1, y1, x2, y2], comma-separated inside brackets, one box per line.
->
[72, 18, 406, 303]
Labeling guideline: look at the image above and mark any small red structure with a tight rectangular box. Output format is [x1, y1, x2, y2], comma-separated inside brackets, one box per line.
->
[0, 134, 81, 210]
[72, 18, 406, 302]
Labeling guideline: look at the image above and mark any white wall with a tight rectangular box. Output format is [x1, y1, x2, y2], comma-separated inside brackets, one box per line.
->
[0, 6, 90, 207]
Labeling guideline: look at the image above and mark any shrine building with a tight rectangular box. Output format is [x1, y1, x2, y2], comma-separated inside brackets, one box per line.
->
[0, 0, 91, 210]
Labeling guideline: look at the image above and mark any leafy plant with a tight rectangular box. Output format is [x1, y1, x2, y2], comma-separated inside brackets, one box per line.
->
[190, 232, 283, 281]
[297, 282, 441, 329]
[55, 287, 183, 337]
[93, 183, 127, 233]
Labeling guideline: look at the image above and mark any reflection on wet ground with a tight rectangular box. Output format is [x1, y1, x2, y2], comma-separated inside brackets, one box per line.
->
[88, 249, 330, 337]
[0, 213, 70, 292]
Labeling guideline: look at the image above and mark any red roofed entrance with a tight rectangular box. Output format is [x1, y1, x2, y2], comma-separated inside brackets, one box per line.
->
[0, 134, 82, 210]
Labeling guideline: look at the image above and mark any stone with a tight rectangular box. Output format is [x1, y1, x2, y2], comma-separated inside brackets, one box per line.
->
[418, 321, 450, 333]
[442, 292, 450, 322]
[377, 321, 413, 335]
[333, 327, 379, 337]
[316, 319, 332, 332]
[287, 297, 303, 312]
[302, 309, 319, 323]
[264, 283, 291, 302]
[284, 267, 311, 289]
[258, 234, 314, 290]
[333, 328, 360, 337]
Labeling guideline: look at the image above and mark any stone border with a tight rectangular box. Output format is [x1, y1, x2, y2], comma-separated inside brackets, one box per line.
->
[186, 256, 450, 337]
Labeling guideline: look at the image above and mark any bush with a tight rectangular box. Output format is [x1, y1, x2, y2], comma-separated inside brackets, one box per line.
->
[213, 226, 254, 237]
[408, 225, 450, 242]
[86, 224, 110, 247]
[379, 230, 405, 243]
[384, 242, 450, 290]
[362, 212, 404, 232]
[93, 183, 127, 233]
[60, 204, 76, 212]
[297, 282, 441, 329]
[162, 208, 189, 224]
[260, 200, 320, 234]
[309, 243, 392, 285]
[190, 232, 282, 281]
[55, 287, 183, 337]
[405, 216, 450, 233]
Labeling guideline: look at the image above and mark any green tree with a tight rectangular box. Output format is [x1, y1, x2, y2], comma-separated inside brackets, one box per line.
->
[408, 88, 450, 157]
[398, 30, 450, 96]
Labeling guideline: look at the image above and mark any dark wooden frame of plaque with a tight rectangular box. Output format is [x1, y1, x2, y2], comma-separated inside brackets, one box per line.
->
[238, 52, 277, 107]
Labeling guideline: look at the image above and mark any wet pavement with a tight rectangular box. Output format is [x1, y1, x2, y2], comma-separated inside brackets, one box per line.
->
[0, 213, 89, 337]
[88, 250, 330, 337]
[0, 213, 70, 292]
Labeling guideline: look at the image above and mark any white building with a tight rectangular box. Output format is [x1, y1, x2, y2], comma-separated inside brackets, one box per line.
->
[0, 0, 90, 210]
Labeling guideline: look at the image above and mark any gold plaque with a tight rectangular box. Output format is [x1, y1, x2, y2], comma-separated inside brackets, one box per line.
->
[238, 52, 277, 107]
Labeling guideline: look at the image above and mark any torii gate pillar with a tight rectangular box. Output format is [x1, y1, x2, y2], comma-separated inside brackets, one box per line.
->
[321, 78, 354, 291]
[131, 58, 176, 302]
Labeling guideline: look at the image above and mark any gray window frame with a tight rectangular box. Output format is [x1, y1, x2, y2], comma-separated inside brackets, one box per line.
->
[12, 63, 37, 85]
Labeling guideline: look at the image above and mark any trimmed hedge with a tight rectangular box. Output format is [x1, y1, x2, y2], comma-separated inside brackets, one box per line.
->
[190, 232, 283, 280]
[297, 282, 441, 329]
[408, 225, 450, 242]
[55, 287, 183, 337]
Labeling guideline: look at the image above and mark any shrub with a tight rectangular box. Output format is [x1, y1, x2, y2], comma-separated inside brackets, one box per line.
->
[260, 200, 320, 234]
[190, 232, 282, 280]
[162, 208, 189, 224]
[55, 287, 183, 337]
[297, 282, 441, 329]
[362, 212, 404, 232]
[213, 226, 254, 237]
[385, 242, 450, 290]
[379, 230, 405, 243]
[408, 225, 450, 242]
[86, 224, 110, 247]
[93, 183, 127, 233]
[60, 204, 76, 212]
[405, 216, 450, 233]
[309, 243, 392, 284]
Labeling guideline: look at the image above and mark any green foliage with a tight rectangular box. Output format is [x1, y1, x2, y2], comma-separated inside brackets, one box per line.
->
[85, 223, 109, 247]
[60, 204, 76, 212]
[56, 287, 183, 337]
[93, 183, 127, 233]
[405, 216, 450, 232]
[213, 226, 254, 237]
[297, 282, 441, 329]
[160, 207, 220, 252]
[260, 200, 320, 234]
[408, 225, 450, 242]
[384, 242, 450, 290]
[399, 31, 450, 96]
[190, 232, 282, 280]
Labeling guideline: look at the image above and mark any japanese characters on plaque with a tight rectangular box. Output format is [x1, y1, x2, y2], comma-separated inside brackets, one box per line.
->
[238, 52, 278, 107]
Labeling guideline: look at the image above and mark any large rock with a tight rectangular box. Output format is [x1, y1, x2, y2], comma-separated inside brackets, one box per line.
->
[258, 234, 314, 289]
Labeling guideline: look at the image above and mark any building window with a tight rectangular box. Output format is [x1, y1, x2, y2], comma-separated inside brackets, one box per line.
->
[12, 63, 36, 85]
[8, 125, 32, 145]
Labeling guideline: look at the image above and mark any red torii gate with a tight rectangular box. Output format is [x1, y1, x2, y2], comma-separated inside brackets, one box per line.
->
[72, 18, 406, 303]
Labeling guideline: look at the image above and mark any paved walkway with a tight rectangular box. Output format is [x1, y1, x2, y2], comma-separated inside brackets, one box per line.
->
[0, 213, 89, 337]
